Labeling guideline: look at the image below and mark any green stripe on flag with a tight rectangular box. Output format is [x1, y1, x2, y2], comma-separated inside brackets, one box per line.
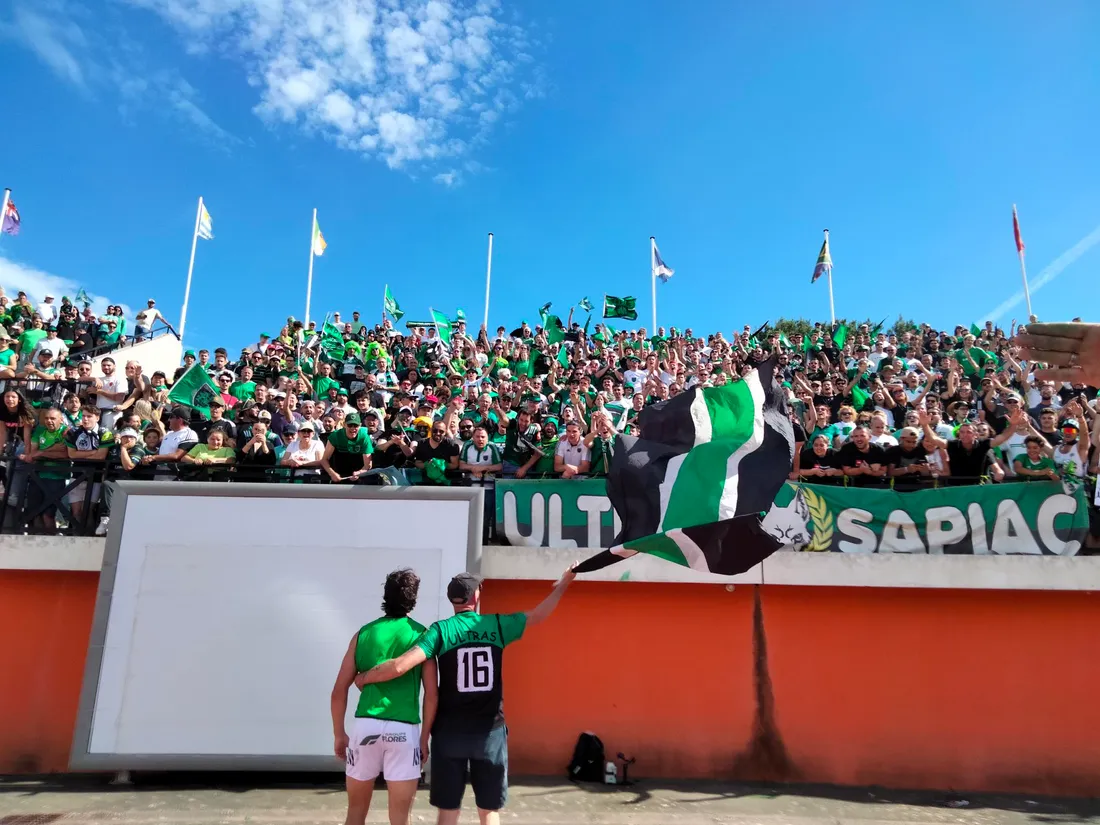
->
[660, 376, 762, 531]
[621, 532, 689, 568]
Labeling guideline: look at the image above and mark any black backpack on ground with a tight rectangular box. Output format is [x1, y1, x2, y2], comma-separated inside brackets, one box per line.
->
[567, 732, 605, 782]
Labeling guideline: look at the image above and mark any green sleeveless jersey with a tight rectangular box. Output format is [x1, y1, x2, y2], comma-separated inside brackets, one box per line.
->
[354, 616, 427, 724]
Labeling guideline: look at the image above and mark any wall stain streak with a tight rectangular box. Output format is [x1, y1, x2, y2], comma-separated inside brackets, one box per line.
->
[732, 585, 799, 781]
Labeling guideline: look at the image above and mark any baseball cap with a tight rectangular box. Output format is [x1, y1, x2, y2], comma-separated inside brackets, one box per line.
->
[899, 427, 921, 439]
[298, 421, 315, 432]
[169, 406, 189, 420]
[117, 428, 139, 439]
[447, 573, 483, 604]
[344, 413, 361, 425]
[1062, 418, 1080, 430]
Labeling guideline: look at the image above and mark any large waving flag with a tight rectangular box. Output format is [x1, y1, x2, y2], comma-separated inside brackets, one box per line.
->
[652, 239, 675, 283]
[197, 202, 214, 240]
[603, 295, 638, 321]
[2, 198, 21, 236]
[575, 357, 795, 576]
[811, 233, 832, 283]
[312, 215, 327, 256]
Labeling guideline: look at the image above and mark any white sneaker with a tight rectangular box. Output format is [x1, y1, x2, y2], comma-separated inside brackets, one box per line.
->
[95, 516, 110, 537]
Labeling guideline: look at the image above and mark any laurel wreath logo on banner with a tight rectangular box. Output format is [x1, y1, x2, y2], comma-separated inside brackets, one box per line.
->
[801, 485, 835, 552]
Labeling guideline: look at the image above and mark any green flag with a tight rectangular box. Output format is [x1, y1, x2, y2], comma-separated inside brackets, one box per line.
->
[969, 323, 982, 337]
[527, 350, 543, 378]
[430, 309, 452, 345]
[833, 324, 849, 348]
[557, 346, 570, 368]
[320, 320, 345, 357]
[583, 314, 592, 336]
[603, 295, 638, 321]
[544, 314, 565, 344]
[384, 285, 404, 321]
[851, 384, 871, 410]
[456, 308, 466, 321]
[167, 364, 222, 419]
[538, 302, 552, 323]
[578, 297, 594, 313]
[871, 316, 889, 337]
[778, 332, 793, 350]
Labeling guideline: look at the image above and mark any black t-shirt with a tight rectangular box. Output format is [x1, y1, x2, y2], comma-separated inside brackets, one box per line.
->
[798, 447, 841, 485]
[836, 441, 888, 487]
[813, 393, 844, 420]
[885, 443, 932, 491]
[414, 437, 460, 464]
[195, 418, 237, 444]
[946, 438, 992, 480]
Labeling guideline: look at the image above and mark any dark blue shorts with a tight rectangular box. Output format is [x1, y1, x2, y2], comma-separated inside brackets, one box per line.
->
[429, 726, 508, 811]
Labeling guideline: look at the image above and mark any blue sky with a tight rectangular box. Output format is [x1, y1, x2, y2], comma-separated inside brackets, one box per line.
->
[2, 0, 1099, 354]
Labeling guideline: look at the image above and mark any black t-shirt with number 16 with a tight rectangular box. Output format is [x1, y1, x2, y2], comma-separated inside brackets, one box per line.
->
[416, 610, 526, 735]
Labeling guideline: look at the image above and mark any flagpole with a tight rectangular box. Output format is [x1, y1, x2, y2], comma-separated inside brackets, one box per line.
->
[179, 196, 203, 342]
[305, 207, 317, 327]
[382, 284, 388, 324]
[0, 189, 11, 234]
[483, 232, 494, 330]
[1014, 205, 1034, 320]
[824, 228, 835, 326]
[650, 236, 657, 332]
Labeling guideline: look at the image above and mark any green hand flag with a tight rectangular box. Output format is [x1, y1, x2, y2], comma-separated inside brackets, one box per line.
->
[557, 346, 570, 368]
[851, 384, 871, 410]
[456, 308, 466, 321]
[430, 309, 452, 346]
[384, 285, 404, 321]
[833, 324, 849, 349]
[578, 297, 594, 313]
[167, 364, 222, 419]
[538, 302, 552, 323]
[320, 320, 346, 358]
[603, 295, 638, 321]
[544, 314, 565, 344]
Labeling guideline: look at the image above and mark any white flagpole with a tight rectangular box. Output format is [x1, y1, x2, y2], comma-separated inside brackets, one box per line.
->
[305, 207, 317, 327]
[825, 228, 835, 326]
[382, 284, 388, 324]
[650, 236, 657, 332]
[1014, 205, 1035, 320]
[179, 196, 203, 342]
[483, 232, 494, 330]
[0, 189, 11, 233]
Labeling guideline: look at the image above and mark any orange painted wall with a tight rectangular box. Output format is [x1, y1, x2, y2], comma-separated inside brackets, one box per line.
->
[481, 581, 1100, 796]
[0, 570, 99, 774]
[4, 570, 1100, 797]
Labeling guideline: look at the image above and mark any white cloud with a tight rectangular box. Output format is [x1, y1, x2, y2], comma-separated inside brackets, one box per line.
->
[4, 2, 89, 89]
[433, 170, 458, 187]
[0, 256, 132, 320]
[125, 0, 541, 170]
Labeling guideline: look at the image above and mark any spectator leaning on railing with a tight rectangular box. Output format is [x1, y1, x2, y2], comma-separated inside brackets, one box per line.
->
[0, 289, 1097, 543]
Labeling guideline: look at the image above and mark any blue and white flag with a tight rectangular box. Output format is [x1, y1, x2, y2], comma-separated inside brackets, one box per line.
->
[652, 240, 675, 283]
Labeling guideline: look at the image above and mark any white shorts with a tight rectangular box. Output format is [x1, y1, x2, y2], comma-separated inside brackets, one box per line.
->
[345, 717, 421, 782]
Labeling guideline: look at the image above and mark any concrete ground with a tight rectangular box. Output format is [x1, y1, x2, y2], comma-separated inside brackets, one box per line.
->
[1, 775, 1098, 825]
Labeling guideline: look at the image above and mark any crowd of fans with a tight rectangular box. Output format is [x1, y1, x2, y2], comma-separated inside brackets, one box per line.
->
[0, 286, 1097, 537]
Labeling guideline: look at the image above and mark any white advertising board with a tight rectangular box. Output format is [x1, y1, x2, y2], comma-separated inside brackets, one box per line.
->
[70, 482, 483, 770]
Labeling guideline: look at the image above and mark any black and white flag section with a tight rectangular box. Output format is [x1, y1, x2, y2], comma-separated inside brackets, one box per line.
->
[574, 357, 800, 576]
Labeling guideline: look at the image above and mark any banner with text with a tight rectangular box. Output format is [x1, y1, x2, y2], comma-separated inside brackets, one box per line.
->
[495, 479, 1090, 556]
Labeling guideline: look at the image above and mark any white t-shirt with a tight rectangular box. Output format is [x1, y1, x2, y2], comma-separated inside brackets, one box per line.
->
[554, 438, 591, 468]
[135, 307, 163, 328]
[96, 374, 126, 411]
[870, 432, 898, 448]
[1000, 431, 1029, 475]
[284, 439, 324, 464]
[160, 427, 199, 456]
[623, 369, 648, 392]
[36, 301, 58, 323]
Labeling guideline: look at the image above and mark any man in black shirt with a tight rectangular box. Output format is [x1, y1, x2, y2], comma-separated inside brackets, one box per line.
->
[921, 414, 1017, 485]
[835, 425, 888, 487]
[885, 426, 935, 492]
[414, 420, 460, 474]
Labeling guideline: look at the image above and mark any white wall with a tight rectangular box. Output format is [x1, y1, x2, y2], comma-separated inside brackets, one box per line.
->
[88, 333, 182, 380]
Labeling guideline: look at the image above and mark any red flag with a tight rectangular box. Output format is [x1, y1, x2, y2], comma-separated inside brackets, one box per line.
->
[1012, 205, 1025, 255]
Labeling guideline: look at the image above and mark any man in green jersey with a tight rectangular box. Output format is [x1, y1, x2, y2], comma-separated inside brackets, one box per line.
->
[356, 564, 576, 825]
[331, 569, 438, 825]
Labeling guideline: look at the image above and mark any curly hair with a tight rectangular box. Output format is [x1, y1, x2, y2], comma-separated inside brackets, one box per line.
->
[382, 568, 420, 618]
